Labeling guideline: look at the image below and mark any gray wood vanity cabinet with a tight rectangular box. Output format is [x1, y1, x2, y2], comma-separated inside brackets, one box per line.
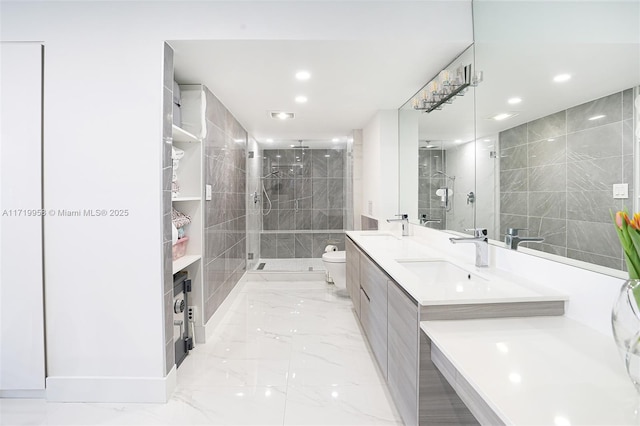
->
[345, 236, 477, 426]
[360, 254, 389, 378]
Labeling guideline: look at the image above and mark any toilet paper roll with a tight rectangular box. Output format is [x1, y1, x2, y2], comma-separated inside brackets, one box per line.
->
[324, 245, 338, 253]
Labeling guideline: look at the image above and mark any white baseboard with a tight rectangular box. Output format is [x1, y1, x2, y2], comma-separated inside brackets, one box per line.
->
[0, 389, 45, 398]
[194, 272, 248, 344]
[46, 367, 177, 403]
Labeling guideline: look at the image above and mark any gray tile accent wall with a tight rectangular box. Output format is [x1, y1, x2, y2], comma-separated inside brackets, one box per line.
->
[161, 42, 175, 376]
[258, 148, 346, 258]
[202, 86, 247, 323]
[498, 88, 634, 270]
[417, 149, 447, 229]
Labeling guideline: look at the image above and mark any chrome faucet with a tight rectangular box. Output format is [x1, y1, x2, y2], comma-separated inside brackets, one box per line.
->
[420, 214, 441, 226]
[449, 228, 489, 267]
[504, 228, 544, 250]
[387, 213, 410, 236]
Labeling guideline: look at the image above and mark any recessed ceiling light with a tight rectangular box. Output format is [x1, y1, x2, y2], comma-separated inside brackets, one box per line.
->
[295, 95, 308, 103]
[275, 155, 281, 158]
[507, 97, 522, 105]
[331, 138, 340, 142]
[454, 139, 462, 143]
[588, 114, 606, 121]
[492, 112, 517, 121]
[483, 139, 491, 142]
[265, 138, 273, 143]
[324, 154, 330, 158]
[233, 138, 244, 143]
[271, 111, 295, 120]
[553, 73, 571, 83]
[295, 70, 311, 80]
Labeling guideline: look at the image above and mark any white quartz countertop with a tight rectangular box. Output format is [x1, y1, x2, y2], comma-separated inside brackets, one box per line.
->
[421, 316, 639, 425]
[346, 231, 567, 306]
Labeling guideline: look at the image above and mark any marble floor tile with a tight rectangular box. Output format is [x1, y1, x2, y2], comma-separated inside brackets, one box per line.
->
[283, 384, 402, 425]
[3, 279, 399, 425]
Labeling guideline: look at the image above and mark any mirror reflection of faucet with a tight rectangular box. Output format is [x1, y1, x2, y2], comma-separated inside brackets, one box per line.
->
[420, 214, 441, 227]
[504, 228, 544, 250]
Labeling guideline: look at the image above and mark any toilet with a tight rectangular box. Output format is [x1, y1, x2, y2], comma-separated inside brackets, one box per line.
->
[322, 250, 346, 290]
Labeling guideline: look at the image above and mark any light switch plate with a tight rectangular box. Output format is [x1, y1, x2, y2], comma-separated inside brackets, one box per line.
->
[613, 183, 629, 199]
[205, 184, 212, 201]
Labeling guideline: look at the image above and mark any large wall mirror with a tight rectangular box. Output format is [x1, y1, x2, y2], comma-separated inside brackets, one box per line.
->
[399, 0, 640, 275]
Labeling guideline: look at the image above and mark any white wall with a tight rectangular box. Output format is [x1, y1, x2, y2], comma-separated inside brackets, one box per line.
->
[398, 109, 419, 223]
[0, 0, 472, 402]
[362, 110, 399, 226]
[0, 42, 45, 396]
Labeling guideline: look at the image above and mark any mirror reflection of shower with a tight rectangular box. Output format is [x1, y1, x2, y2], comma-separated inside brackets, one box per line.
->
[433, 170, 455, 212]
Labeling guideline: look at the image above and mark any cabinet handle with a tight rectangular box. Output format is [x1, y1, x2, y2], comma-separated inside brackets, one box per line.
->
[360, 286, 371, 302]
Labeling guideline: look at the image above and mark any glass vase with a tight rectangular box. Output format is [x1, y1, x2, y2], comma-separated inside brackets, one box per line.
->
[612, 279, 640, 393]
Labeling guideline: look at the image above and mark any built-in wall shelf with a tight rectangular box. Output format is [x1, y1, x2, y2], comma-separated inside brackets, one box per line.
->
[172, 196, 201, 202]
[172, 254, 201, 274]
[172, 124, 199, 143]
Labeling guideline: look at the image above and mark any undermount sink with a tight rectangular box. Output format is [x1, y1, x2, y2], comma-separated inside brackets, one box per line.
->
[395, 260, 488, 285]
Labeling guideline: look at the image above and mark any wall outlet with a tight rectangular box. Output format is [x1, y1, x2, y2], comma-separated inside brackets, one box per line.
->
[613, 183, 629, 199]
[187, 306, 195, 322]
[205, 184, 212, 201]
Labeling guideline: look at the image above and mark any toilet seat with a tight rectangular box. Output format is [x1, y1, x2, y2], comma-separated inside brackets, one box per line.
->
[322, 250, 346, 263]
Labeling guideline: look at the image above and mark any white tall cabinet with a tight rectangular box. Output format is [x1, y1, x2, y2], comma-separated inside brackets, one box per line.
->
[0, 42, 46, 395]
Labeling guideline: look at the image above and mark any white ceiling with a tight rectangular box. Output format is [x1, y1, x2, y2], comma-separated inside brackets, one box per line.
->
[171, 39, 471, 149]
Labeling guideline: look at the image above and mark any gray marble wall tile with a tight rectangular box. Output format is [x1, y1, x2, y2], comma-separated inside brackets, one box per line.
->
[205, 224, 227, 261]
[528, 136, 566, 167]
[528, 164, 565, 192]
[163, 241, 172, 293]
[500, 144, 527, 170]
[312, 209, 328, 230]
[260, 233, 276, 258]
[205, 195, 226, 227]
[327, 209, 344, 230]
[163, 165, 172, 191]
[312, 233, 330, 258]
[567, 190, 619, 223]
[278, 208, 294, 230]
[567, 122, 622, 161]
[205, 256, 226, 299]
[567, 157, 621, 191]
[567, 92, 622, 133]
[500, 192, 527, 216]
[165, 340, 174, 376]
[500, 123, 527, 148]
[567, 219, 621, 258]
[623, 88, 634, 121]
[528, 217, 566, 247]
[327, 179, 344, 209]
[163, 212, 172, 243]
[528, 192, 566, 219]
[163, 87, 173, 144]
[276, 233, 295, 258]
[527, 111, 566, 142]
[295, 178, 312, 208]
[500, 169, 527, 192]
[164, 140, 172, 169]
[294, 233, 312, 258]
[262, 211, 278, 230]
[312, 179, 328, 209]
[312, 150, 328, 177]
[163, 189, 172, 216]
[567, 249, 622, 270]
[624, 154, 634, 200]
[534, 243, 567, 257]
[164, 290, 172, 344]
[418, 180, 430, 209]
[327, 150, 344, 178]
[163, 43, 174, 90]
[205, 90, 228, 131]
[623, 119, 634, 156]
[295, 209, 311, 230]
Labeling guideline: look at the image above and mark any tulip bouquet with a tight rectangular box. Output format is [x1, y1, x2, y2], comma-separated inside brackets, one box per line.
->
[613, 211, 640, 306]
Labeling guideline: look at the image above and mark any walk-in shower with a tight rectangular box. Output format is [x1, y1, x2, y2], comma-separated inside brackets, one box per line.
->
[247, 141, 351, 273]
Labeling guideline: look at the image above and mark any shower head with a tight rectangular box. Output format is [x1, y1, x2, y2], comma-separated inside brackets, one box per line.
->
[291, 140, 309, 149]
[434, 170, 455, 180]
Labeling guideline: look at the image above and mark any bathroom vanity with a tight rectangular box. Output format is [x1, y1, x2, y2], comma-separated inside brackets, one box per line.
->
[345, 231, 568, 425]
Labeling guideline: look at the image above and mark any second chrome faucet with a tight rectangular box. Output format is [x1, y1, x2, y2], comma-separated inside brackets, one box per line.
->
[449, 228, 489, 267]
[387, 214, 409, 236]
